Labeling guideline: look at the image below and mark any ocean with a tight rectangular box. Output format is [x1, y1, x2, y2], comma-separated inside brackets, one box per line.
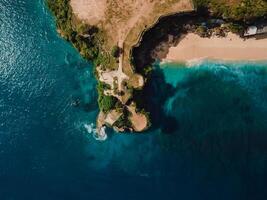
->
[0, 0, 267, 199]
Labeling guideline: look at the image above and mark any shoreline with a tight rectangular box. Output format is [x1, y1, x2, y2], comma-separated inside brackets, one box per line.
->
[164, 33, 267, 63]
[47, 0, 267, 134]
[161, 57, 267, 67]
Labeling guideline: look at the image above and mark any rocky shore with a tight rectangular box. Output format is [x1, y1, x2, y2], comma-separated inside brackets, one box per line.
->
[47, 0, 194, 134]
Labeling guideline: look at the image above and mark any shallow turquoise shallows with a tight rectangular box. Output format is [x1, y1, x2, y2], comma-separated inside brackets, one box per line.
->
[1, 0, 267, 199]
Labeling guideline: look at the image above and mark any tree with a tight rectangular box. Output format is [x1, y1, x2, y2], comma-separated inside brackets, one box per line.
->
[111, 45, 120, 58]
[98, 95, 117, 113]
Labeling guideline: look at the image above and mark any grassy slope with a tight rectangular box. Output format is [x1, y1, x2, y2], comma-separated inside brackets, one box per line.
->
[194, 0, 267, 21]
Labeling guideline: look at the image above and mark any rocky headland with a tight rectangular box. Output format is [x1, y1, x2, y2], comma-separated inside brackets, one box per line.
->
[47, 0, 267, 134]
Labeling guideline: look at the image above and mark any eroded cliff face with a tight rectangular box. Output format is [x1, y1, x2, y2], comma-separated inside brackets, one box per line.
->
[69, 0, 194, 132]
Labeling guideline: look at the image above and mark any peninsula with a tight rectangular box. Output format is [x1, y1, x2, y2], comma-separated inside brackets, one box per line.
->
[47, 0, 267, 134]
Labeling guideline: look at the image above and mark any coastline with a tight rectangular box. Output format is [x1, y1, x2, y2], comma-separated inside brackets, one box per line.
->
[161, 58, 267, 69]
[47, 0, 267, 134]
[46, 0, 194, 134]
[164, 33, 267, 63]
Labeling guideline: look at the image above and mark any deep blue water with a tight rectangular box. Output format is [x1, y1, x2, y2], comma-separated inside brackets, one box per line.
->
[1, 0, 267, 199]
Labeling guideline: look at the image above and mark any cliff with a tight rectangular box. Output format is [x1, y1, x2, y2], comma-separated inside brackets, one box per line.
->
[47, 0, 194, 133]
[47, 0, 267, 133]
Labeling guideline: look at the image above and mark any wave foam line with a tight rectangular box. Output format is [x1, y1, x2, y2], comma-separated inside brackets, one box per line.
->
[84, 123, 107, 141]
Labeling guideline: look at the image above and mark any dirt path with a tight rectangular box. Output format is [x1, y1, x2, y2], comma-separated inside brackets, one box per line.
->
[117, 39, 128, 91]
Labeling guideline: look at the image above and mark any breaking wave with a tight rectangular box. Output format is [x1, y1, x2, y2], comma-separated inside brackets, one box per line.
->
[84, 123, 107, 141]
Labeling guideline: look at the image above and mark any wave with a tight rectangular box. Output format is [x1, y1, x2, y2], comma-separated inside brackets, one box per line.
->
[185, 57, 207, 67]
[84, 123, 107, 141]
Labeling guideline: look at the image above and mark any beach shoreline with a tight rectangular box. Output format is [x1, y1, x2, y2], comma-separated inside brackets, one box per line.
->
[161, 57, 267, 68]
[164, 33, 267, 63]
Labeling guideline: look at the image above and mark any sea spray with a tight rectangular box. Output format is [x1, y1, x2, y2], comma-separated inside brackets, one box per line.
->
[84, 123, 107, 141]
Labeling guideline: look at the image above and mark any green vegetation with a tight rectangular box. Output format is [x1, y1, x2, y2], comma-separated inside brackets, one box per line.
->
[46, 0, 73, 38]
[115, 101, 124, 112]
[111, 45, 120, 58]
[94, 52, 111, 69]
[142, 65, 153, 77]
[97, 81, 111, 91]
[227, 23, 245, 34]
[97, 82, 118, 113]
[96, 81, 124, 113]
[46, 0, 103, 61]
[193, 0, 267, 21]
[47, 0, 121, 115]
[196, 25, 209, 37]
[98, 95, 118, 113]
[113, 109, 132, 128]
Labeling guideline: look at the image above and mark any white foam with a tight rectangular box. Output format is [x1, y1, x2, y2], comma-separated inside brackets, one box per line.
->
[84, 123, 94, 133]
[186, 57, 207, 67]
[97, 126, 107, 141]
[84, 123, 107, 141]
[161, 58, 173, 64]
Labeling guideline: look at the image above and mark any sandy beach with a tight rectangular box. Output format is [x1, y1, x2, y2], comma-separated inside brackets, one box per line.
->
[165, 33, 267, 63]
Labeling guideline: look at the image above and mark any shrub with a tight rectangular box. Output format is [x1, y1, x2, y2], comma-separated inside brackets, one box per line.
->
[98, 95, 118, 113]
[227, 23, 244, 34]
[193, 0, 267, 21]
[196, 25, 208, 37]
[97, 82, 111, 92]
[97, 82, 118, 113]
[142, 65, 153, 76]
[113, 109, 132, 128]
[111, 45, 121, 58]
[47, 0, 73, 40]
[46, 0, 100, 61]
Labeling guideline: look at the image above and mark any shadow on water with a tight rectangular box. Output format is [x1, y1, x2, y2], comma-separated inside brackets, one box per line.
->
[131, 11, 208, 134]
[153, 64, 267, 199]
[129, 9, 267, 198]
[133, 63, 178, 133]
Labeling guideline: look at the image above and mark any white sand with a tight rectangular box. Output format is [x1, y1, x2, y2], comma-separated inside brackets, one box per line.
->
[165, 33, 267, 62]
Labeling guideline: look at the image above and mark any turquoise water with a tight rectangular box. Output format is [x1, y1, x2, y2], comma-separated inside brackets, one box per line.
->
[1, 0, 267, 199]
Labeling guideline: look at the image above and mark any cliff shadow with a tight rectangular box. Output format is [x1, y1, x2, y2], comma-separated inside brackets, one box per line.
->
[131, 11, 202, 134]
[133, 63, 179, 134]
